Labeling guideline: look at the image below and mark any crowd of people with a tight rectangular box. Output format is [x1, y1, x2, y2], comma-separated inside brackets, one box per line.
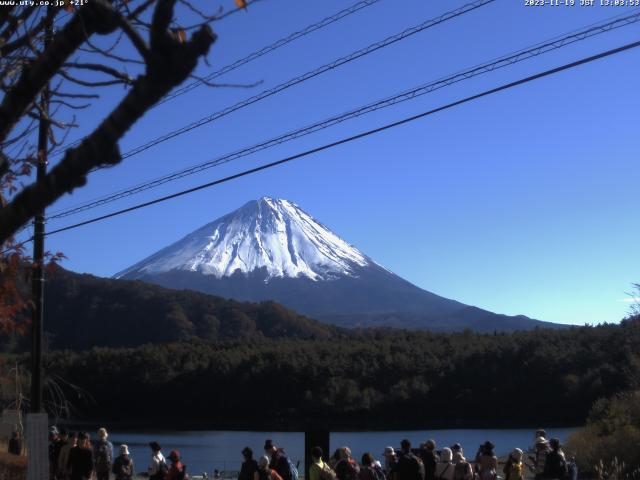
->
[42, 426, 183, 480]
[7, 426, 577, 480]
[237, 430, 577, 480]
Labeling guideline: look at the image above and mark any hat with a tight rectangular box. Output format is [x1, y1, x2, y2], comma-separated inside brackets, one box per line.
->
[400, 439, 411, 449]
[264, 439, 275, 451]
[451, 443, 462, 452]
[149, 441, 162, 452]
[168, 450, 181, 462]
[382, 446, 395, 456]
[49, 426, 59, 435]
[258, 456, 270, 468]
[242, 447, 253, 457]
[339, 447, 351, 459]
[120, 445, 130, 456]
[550, 438, 561, 449]
[483, 441, 495, 450]
[535, 437, 548, 446]
[98, 427, 108, 439]
[510, 448, 523, 462]
[374, 461, 382, 469]
[441, 448, 453, 462]
[425, 439, 436, 450]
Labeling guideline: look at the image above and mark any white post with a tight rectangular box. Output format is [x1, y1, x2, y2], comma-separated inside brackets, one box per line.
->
[26, 413, 49, 480]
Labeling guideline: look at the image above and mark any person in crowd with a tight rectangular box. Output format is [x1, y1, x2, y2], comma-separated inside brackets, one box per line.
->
[264, 439, 293, 480]
[309, 446, 335, 480]
[59, 431, 78, 480]
[451, 452, 473, 480]
[530, 430, 547, 453]
[381, 447, 397, 480]
[330, 449, 342, 470]
[112, 444, 135, 480]
[419, 440, 437, 480]
[166, 450, 187, 480]
[52, 429, 69, 479]
[239, 447, 259, 480]
[67, 432, 94, 480]
[530, 436, 551, 480]
[475, 441, 497, 480]
[335, 447, 360, 480]
[93, 427, 114, 480]
[373, 460, 386, 480]
[359, 453, 384, 480]
[450, 445, 462, 457]
[149, 441, 168, 480]
[503, 449, 525, 480]
[256, 455, 284, 480]
[396, 439, 424, 480]
[434, 448, 453, 480]
[543, 439, 567, 480]
[50, 426, 61, 480]
[8, 430, 21, 456]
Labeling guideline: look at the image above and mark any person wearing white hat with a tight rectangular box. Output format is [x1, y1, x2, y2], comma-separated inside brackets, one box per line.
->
[112, 445, 135, 480]
[503, 449, 525, 480]
[530, 437, 550, 480]
[382, 447, 396, 478]
[434, 448, 454, 480]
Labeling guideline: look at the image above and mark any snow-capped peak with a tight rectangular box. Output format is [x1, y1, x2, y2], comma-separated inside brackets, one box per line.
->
[115, 197, 372, 281]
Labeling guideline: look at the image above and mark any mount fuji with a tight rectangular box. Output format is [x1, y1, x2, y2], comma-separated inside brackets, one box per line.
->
[116, 197, 552, 331]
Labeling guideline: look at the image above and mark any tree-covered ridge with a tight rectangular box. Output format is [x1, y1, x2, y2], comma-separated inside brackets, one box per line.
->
[20, 268, 336, 350]
[39, 316, 640, 429]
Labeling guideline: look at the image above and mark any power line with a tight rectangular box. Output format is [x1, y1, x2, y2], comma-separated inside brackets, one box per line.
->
[44, 38, 640, 238]
[49, 0, 384, 156]
[50, 0, 495, 166]
[46, 9, 640, 221]
[158, 0, 384, 106]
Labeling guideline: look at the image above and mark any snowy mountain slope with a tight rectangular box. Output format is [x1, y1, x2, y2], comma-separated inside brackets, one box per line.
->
[117, 197, 555, 331]
[116, 197, 372, 281]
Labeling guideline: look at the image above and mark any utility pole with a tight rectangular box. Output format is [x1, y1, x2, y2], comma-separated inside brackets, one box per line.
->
[27, 8, 53, 480]
[31, 6, 53, 417]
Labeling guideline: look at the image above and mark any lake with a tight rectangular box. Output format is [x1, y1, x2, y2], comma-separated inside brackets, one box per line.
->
[103, 427, 578, 477]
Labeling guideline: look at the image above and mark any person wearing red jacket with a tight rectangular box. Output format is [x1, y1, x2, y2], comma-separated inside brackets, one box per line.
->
[165, 450, 187, 480]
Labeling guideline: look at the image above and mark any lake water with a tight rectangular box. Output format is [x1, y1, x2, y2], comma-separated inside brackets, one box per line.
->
[104, 428, 578, 477]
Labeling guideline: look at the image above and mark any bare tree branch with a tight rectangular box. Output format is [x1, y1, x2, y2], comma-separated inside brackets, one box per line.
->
[51, 91, 100, 99]
[58, 69, 128, 87]
[62, 62, 134, 84]
[0, 0, 216, 243]
[50, 99, 91, 110]
[0, 8, 57, 57]
[0, 0, 121, 144]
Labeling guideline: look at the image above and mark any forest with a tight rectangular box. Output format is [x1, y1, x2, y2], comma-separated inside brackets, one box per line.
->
[3, 315, 634, 430]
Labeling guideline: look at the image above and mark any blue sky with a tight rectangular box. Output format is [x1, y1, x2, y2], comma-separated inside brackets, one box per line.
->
[31, 0, 640, 325]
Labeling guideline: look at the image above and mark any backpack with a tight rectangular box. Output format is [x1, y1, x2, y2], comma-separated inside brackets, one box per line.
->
[150, 459, 169, 480]
[319, 463, 338, 480]
[175, 464, 189, 480]
[119, 458, 133, 475]
[437, 464, 452, 480]
[287, 457, 299, 480]
[453, 462, 473, 480]
[399, 453, 424, 480]
[95, 441, 112, 472]
[373, 465, 387, 480]
[545, 452, 567, 480]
